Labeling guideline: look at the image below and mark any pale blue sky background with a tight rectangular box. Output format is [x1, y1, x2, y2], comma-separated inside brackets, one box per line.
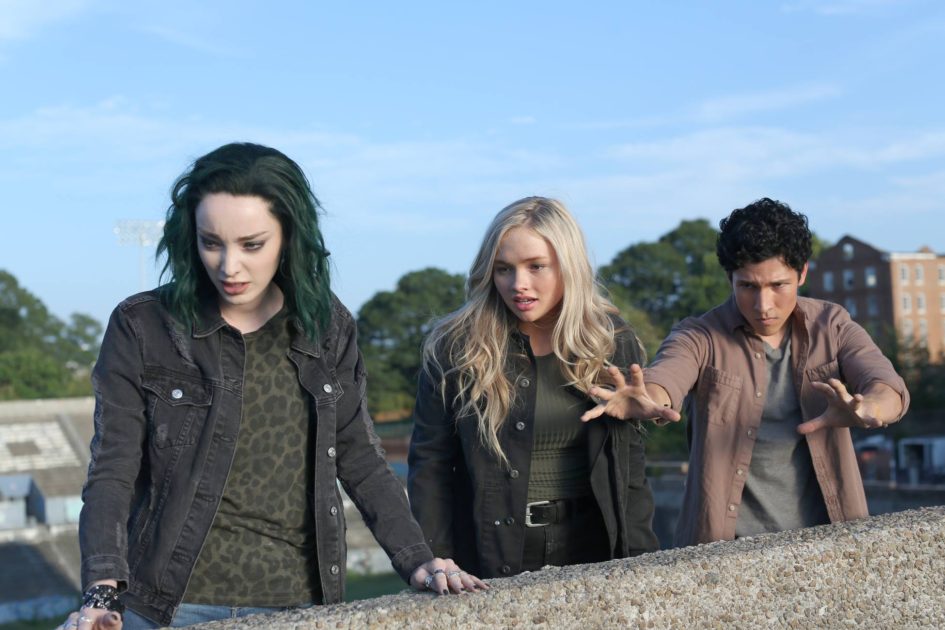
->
[1, 0, 943, 327]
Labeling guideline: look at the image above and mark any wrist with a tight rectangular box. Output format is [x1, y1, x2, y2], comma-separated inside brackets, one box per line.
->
[82, 583, 125, 616]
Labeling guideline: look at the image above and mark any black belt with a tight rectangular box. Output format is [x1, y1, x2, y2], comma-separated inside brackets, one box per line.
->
[524, 495, 596, 527]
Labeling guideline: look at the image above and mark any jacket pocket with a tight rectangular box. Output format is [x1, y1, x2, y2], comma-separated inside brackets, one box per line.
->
[700, 366, 742, 426]
[807, 359, 840, 383]
[142, 370, 212, 449]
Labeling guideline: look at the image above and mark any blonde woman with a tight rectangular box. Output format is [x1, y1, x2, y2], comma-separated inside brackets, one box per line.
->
[408, 197, 659, 579]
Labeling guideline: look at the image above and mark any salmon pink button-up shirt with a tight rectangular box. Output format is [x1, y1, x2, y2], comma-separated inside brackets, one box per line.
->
[645, 296, 909, 548]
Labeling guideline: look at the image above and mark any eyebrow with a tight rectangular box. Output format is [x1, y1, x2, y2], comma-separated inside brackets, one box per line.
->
[494, 255, 550, 265]
[197, 229, 270, 242]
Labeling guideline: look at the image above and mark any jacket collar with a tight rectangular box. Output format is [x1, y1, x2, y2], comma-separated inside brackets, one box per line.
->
[191, 295, 321, 357]
[192, 295, 227, 338]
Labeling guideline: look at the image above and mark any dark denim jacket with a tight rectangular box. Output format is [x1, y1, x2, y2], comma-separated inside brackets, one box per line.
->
[80, 290, 432, 625]
[408, 317, 658, 579]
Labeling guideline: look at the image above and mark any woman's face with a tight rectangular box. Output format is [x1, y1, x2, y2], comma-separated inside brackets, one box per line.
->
[195, 193, 284, 316]
[492, 226, 564, 334]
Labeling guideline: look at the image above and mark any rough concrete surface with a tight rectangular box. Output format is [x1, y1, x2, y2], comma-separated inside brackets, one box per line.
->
[191, 506, 945, 629]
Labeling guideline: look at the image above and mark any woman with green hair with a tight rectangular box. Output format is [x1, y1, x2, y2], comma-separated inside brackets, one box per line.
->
[59, 142, 484, 630]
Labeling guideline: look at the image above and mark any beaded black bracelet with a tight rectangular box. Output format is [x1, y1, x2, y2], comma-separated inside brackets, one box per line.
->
[82, 584, 125, 616]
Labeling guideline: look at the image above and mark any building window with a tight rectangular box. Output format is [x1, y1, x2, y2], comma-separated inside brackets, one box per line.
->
[917, 294, 926, 314]
[843, 269, 855, 290]
[939, 264, 945, 284]
[916, 265, 925, 284]
[823, 272, 834, 292]
[845, 298, 858, 318]
[903, 295, 912, 313]
[864, 267, 877, 288]
[900, 264, 909, 284]
[867, 295, 879, 317]
[902, 319, 913, 340]
[842, 243, 854, 260]
[919, 319, 928, 346]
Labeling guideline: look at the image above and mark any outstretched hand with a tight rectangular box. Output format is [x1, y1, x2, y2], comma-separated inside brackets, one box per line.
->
[410, 557, 489, 595]
[581, 364, 681, 424]
[797, 378, 884, 435]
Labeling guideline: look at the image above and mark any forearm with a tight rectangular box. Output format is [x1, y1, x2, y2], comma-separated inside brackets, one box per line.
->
[860, 382, 905, 426]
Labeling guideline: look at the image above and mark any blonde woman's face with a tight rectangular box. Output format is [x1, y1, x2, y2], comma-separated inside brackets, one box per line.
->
[492, 226, 564, 335]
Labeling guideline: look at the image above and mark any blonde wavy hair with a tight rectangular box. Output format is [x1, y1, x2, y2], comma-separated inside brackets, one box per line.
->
[422, 196, 621, 463]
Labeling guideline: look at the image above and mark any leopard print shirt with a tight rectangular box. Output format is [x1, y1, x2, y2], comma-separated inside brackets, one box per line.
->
[184, 309, 322, 606]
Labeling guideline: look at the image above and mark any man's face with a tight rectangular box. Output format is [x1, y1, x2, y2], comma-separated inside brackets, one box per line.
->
[731, 257, 808, 346]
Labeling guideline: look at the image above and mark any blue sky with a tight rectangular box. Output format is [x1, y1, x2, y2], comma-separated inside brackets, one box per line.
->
[1, 0, 943, 327]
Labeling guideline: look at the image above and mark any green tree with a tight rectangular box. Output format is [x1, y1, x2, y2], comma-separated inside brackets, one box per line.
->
[357, 268, 465, 419]
[599, 219, 730, 337]
[0, 269, 102, 400]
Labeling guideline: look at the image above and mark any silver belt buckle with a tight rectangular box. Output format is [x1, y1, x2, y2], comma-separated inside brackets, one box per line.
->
[525, 500, 552, 527]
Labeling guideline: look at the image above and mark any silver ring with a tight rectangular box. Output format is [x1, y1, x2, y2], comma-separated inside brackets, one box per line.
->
[78, 617, 94, 624]
[447, 570, 462, 578]
[432, 568, 446, 575]
[423, 574, 435, 589]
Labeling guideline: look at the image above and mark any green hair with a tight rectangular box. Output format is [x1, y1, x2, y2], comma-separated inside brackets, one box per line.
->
[157, 142, 332, 340]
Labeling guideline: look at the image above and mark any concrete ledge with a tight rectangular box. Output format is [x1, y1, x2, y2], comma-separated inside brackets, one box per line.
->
[195, 506, 945, 629]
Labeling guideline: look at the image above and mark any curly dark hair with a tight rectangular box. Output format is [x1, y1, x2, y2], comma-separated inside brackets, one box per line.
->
[157, 142, 332, 340]
[716, 198, 812, 275]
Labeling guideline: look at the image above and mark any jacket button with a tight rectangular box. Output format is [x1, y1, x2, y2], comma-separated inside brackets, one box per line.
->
[494, 520, 501, 526]
[501, 565, 511, 574]
[509, 469, 519, 479]
[323, 384, 333, 393]
[505, 517, 515, 526]
[327, 447, 336, 458]
[728, 504, 736, 512]
[736, 468, 745, 476]
[515, 422, 525, 431]
[330, 505, 338, 516]
[330, 564, 340, 575]
[746, 429, 754, 437]
[519, 378, 530, 388]
[171, 388, 183, 400]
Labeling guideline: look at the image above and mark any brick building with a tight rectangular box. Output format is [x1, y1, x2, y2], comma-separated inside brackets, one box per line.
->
[807, 236, 945, 363]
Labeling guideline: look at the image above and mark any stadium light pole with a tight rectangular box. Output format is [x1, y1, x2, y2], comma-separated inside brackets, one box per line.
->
[113, 220, 166, 291]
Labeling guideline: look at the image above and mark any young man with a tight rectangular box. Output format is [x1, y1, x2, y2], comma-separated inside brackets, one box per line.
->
[583, 198, 909, 547]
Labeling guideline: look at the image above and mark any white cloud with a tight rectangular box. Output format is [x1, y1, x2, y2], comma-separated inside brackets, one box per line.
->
[140, 24, 243, 58]
[606, 126, 945, 181]
[780, 0, 902, 16]
[694, 84, 843, 122]
[0, 0, 91, 41]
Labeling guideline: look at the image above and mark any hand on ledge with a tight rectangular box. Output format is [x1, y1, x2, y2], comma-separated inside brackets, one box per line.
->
[410, 558, 490, 595]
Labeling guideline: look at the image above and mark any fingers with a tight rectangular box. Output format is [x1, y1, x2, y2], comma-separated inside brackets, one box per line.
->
[608, 365, 629, 388]
[59, 608, 122, 630]
[656, 406, 682, 423]
[627, 363, 645, 388]
[413, 559, 490, 595]
[797, 417, 827, 435]
[95, 612, 123, 630]
[580, 403, 607, 423]
[412, 560, 449, 595]
[57, 612, 79, 630]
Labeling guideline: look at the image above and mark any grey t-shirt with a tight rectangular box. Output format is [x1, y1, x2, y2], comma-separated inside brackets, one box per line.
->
[735, 334, 830, 537]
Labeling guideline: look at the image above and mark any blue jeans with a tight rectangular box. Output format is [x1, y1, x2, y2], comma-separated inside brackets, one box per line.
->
[123, 603, 313, 629]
